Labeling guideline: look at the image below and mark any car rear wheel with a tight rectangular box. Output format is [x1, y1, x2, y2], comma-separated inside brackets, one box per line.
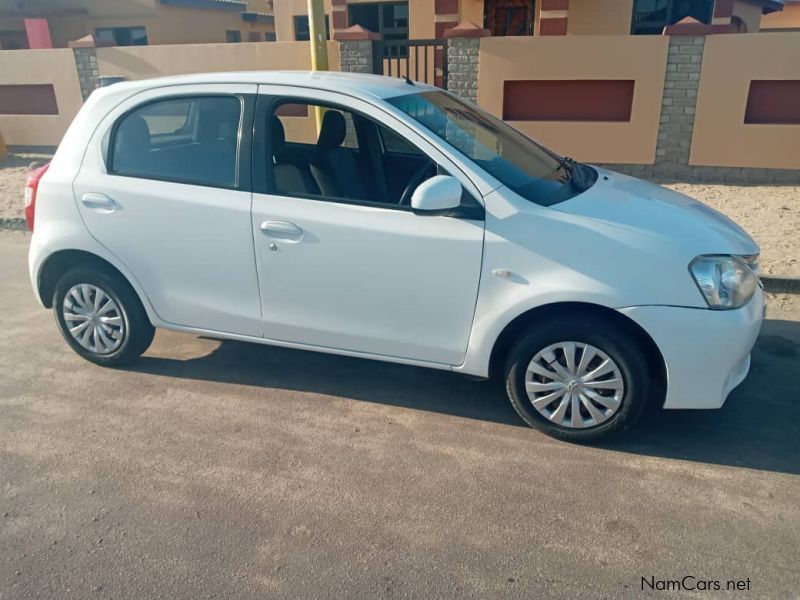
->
[53, 268, 154, 367]
[504, 314, 650, 442]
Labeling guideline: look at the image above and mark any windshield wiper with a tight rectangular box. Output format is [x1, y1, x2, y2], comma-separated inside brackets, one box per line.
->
[555, 156, 595, 192]
[555, 156, 576, 182]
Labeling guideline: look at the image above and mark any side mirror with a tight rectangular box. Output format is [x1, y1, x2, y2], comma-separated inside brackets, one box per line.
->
[411, 175, 462, 214]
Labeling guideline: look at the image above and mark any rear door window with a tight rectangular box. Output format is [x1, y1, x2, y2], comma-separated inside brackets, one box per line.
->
[110, 96, 242, 188]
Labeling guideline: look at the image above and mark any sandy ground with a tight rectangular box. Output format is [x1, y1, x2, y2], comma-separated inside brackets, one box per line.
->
[1, 152, 798, 276]
[0, 153, 51, 218]
[1, 229, 799, 599]
[764, 290, 800, 321]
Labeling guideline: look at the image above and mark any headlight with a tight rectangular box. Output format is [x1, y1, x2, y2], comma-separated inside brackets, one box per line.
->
[740, 254, 761, 276]
[689, 255, 758, 309]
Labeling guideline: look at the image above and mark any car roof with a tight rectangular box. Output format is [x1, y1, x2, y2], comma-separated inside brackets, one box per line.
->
[103, 70, 436, 101]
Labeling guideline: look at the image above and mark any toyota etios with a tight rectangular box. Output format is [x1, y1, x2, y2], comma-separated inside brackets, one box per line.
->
[27, 72, 763, 442]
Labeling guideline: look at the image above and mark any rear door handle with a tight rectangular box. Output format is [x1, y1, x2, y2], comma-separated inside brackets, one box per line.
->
[260, 220, 303, 241]
[81, 192, 116, 212]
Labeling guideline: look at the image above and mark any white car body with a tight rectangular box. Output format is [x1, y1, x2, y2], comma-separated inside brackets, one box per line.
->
[29, 71, 763, 415]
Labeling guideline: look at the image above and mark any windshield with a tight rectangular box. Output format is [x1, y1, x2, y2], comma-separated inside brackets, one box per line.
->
[387, 90, 594, 206]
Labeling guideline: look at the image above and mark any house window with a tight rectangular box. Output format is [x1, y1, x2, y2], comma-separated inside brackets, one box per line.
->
[95, 26, 148, 46]
[484, 0, 535, 36]
[348, 2, 409, 41]
[0, 30, 29, 50]
[294, 15, 330, 41]
[226, 30, 242, 42]
[631, 0, 714, 35]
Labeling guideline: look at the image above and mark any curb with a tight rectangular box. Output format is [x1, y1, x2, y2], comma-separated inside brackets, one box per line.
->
[0, 219, 798, 295]
[0, 218, 26, 230]
[762, 276, 800, 295]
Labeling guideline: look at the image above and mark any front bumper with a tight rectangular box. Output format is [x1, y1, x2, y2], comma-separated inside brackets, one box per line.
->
[618, 287, 764, 409]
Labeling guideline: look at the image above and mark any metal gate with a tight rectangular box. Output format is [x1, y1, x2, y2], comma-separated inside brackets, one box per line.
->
[375, 39, 448, 88]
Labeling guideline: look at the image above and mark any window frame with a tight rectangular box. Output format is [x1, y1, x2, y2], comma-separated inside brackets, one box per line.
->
[348, 2, 409, 41]
[293, 15, 331, 41]
[254, 93, 484, 219]
[106, 93, 255, 192]
[630, 0, 714, 35]
[483, 0, 535, 37]
[95, 26, 148, 46]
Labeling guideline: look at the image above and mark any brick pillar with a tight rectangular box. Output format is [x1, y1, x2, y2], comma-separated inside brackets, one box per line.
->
[72, 48, 99, 101]
[539, 0, 569, 35]
[69, 34, 115, 101]
[651, 31, 706, 179]
[444, 22, 490, 104]
[334, 25, 381, 74]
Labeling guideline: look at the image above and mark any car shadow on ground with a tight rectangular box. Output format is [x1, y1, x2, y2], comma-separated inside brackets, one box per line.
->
[129, 319, 800, 476]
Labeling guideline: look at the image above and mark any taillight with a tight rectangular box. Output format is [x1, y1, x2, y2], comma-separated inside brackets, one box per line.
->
[24, 162, 50, 232]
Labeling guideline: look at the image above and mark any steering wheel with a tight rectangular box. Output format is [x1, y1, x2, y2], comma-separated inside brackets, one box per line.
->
[399, 160, 436, 206]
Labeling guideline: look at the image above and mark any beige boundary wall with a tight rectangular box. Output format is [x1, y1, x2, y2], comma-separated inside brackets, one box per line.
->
[1, 32, 799, 179]
[95, 40, 340, 80]
[477, 35, 668, 164]
[691, 32, 800, 170]
[0, 42, 337, 147]
[88, 6, 276, 46]
[94, 42, 339, 148]
[0, 49, 83, 146]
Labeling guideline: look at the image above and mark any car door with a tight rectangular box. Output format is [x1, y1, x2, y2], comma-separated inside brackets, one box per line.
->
[250, 87, 485, 366]
[73, 84, 262, 337]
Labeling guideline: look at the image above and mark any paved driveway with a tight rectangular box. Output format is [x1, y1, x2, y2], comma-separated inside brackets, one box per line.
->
[1, 231, 798, 599]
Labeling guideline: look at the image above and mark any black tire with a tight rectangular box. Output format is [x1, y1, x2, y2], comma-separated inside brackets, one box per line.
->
[53, 267, 155, 367]
[504, 313, 650, 443]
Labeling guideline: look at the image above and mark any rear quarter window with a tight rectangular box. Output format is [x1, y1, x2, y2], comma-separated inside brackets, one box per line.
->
[110, 95, 242, 189]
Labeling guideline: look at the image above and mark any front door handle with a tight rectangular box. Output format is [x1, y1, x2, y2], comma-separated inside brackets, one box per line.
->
[81, 192, 116, 212]
[260, 220, 303, 241]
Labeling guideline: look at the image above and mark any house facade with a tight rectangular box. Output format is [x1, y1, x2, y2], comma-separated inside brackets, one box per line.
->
[761, 0, 800, 30]
[0, 0, 276, 50]
[272, 0, 785, 41]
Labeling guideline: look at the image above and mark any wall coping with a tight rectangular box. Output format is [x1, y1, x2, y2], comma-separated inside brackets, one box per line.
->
[333, 25, 382, 41]
[663, 16, 729, 36]
[444, 21, 491, 39]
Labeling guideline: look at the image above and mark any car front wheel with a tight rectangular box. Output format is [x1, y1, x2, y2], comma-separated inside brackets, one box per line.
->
[53, 268, 155, 367]
[504, 314, 650, 442]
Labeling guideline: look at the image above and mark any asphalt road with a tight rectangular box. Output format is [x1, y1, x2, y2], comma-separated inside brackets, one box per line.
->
[1, 230, 799, 599]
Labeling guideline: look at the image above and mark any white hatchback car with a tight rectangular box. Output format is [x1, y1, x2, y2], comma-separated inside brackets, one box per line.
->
[27, 71, 764, 442]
